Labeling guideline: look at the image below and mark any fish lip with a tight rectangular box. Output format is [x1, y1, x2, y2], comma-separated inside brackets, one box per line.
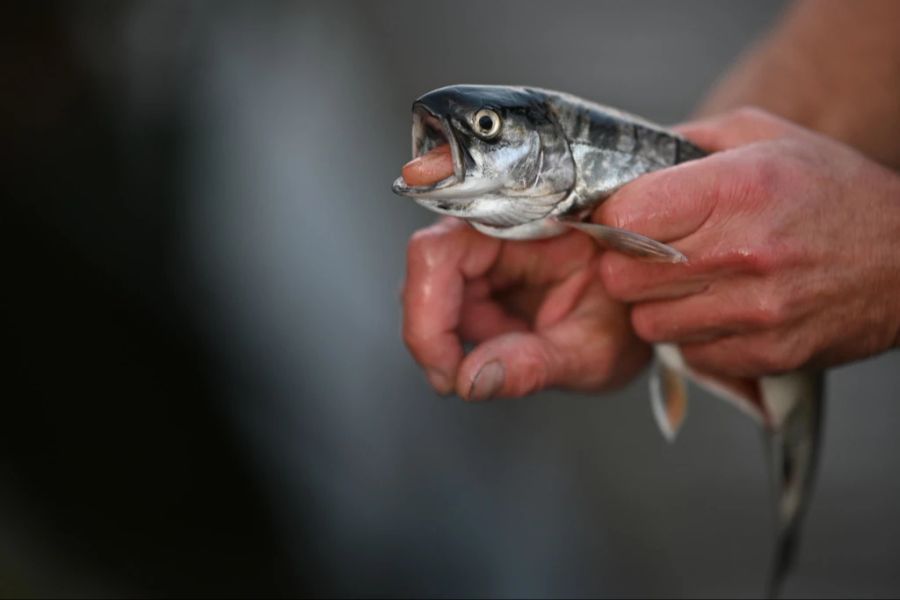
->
[392, 104, 465, 196]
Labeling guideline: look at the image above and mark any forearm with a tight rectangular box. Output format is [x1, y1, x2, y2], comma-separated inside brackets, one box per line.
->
[697, 0, 900, 169]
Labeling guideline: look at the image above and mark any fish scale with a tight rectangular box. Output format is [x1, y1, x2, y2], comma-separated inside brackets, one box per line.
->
[393, 84, 824, 597]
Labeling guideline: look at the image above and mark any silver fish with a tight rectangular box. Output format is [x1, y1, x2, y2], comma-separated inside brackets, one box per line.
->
[393, 84, 823, 597]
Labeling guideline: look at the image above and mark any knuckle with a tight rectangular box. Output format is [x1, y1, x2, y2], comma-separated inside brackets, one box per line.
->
[407, 227, 442, 257]
[727, 106, 797, 143]
[401, 322, 435, 360]
[596, 192, 631, 229]
[730, 106, 776, 128]
[731, 151, 781, 202]
[598, 254, 635, 300]
[744, 333, 807, 375]
[408, 220, 475, 272]
[751, 152, 783, 194]
[407, 230, 454, 276]
[512, 348, 551, 396]
[747, 292, 788, 328]
[741, 244, 780, 275]
[401, 325, 422, 354]
[708, 156, 779, 220]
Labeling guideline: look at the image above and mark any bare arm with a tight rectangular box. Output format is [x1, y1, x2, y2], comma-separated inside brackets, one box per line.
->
[401, 2, 900, 397]
[698, 0, 900, 169]
[590, 1, 900, 378]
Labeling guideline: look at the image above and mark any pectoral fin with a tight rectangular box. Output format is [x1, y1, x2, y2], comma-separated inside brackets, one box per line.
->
[655, 344, 768, 426]
[650, 361, 688, 442]
[561, 221, 687, 264]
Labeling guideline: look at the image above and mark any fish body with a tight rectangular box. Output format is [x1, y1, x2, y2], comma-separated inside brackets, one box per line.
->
[654, 345, 823, 598]
[393, 84, 823, 596]
[392, 85, 699, 261]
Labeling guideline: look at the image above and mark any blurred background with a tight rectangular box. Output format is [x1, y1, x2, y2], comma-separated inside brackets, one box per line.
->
[4, 1, 900, 597]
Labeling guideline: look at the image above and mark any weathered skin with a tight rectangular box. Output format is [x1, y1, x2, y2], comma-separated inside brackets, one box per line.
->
[393, 85, 822, 598]
[544, 89, 707, 219]
[392, 85, 703, 255]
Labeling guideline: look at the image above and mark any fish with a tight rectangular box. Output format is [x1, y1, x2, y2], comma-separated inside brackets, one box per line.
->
[392, 84, 824, 597]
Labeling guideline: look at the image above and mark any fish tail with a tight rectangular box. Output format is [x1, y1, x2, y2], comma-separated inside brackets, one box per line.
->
[649, 348, 825, 597]
[761, 371, 825, 598]
[766, 520, 799, 600]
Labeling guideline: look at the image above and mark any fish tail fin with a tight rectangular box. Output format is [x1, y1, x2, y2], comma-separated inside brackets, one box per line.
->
[760, 372, 825, 598]
[649, 346, 824, 597]
[765, 520, 799, 600]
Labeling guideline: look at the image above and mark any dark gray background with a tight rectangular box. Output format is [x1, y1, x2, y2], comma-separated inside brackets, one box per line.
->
[4, 1, 899, 597]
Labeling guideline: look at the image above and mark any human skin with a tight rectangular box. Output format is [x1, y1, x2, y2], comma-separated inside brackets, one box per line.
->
[403, 217, 651, 399]
[697, 0, 900, 169]
[596, 108, 900, 379]
[402, 110, 900, 398]
[401, 0, 900, 399]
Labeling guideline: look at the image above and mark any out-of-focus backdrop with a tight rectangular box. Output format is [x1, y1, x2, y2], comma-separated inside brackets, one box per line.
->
[4, 1, 899, 597]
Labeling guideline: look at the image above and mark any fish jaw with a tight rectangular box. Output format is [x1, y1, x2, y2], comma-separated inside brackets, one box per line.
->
[405, 191, 566, 227]
[391, 104, 465, 197]
[471, 216, 569, 239]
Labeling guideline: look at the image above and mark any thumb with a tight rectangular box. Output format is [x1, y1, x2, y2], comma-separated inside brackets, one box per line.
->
[674, 106, 797, 151]
[593, 158, 722, 243]
[456, 285, 645, 400]
[594, 107, 797, 243]
[456, 332, 560, 401]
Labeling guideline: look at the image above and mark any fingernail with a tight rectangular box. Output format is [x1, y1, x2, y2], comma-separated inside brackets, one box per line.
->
[468, 360, 504, 401]
[426, 369, 451, 393]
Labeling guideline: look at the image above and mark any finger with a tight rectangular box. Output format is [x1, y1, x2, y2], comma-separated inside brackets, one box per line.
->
[456, 280, 650, 400]
[680, 335, 753, 378]
[533, 267, 596, 330]
[593, 107, 799, 246]
[592, 156, 723, 243]
[598, 250, 711, 303]
[459, 278, 529, 342]
[629, 277, 786, 344]
[461, 233, 598, 341]
[488, 229, 596, 289]
[680, 329, 801, 379]
[673, 107, 798, 151]
[403, 219, 502, 392]
[455, 332, 561, 400]
[594, 212, 768, 303]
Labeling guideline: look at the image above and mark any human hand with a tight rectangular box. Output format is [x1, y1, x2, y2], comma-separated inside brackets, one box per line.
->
[402, 218, 651, 400]
[595, 108, 900, 378]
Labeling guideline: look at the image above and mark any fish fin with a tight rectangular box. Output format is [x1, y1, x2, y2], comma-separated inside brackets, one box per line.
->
[561, 221, 687, 264]
[761, 372, 824, 599]
[653, 344, 824, 596]
[654, 344, 767, 425]
[693, 371, 768, 426]
[650, 359, 688, 442]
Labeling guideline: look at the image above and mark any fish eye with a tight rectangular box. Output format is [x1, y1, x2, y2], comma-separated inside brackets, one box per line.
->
[473, 108, 502, 139]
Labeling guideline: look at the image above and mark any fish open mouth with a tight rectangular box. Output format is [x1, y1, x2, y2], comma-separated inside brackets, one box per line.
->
[392, 104, 465, 195]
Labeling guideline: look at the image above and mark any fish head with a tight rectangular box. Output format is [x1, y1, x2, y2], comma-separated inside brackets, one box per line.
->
[392, 85, 576, 228]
